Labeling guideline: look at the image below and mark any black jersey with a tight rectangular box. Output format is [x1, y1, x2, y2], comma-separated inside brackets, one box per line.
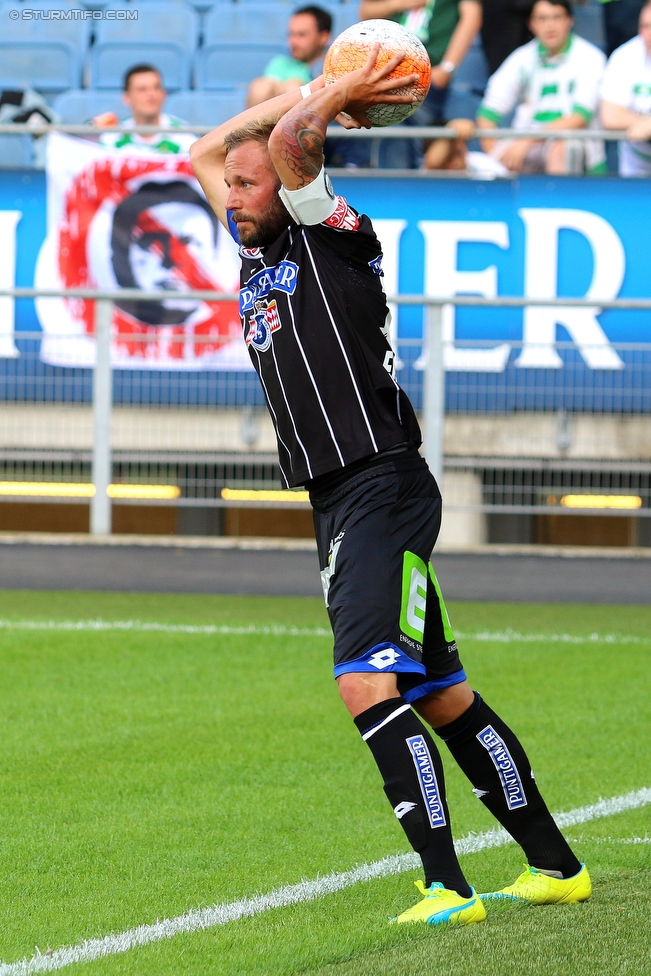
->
[232, 196, 422, 488]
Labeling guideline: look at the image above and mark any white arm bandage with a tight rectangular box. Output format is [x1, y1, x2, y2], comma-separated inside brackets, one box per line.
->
[299, 82, 312, 99]
[278, 165, 338, 226]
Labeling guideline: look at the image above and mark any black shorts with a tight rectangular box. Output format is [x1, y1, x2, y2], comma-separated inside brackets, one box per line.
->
[310, 450, 466, 704]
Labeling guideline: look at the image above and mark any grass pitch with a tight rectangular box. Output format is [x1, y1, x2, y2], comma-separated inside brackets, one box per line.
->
[0, 590, 649, 975]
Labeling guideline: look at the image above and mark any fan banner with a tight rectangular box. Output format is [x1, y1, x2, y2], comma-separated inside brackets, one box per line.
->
[34, 131, 251, 371]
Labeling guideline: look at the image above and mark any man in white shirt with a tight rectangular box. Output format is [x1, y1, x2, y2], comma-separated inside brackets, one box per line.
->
[95, 64, 195, 154]
[601, 2, 651, 175]
[476, 0, 606, 173]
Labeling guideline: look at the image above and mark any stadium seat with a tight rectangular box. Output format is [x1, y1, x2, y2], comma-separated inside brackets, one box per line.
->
[90, 2, 199, 89]
[53, 89, 125, 123]
[446, 36, 489, 120]
[196, 42, 287, 89]
[202, 3, 290, 45]
[573, 0, 606, 51]
[0, 0, 89, 93]
[0, 42, 84, 94]
[90, 44, 192, 90]
[0, 0, 92, 49]
[0, 135, 33, 168]
[166, 89, 246, 125]
[324, 3, 361, 39]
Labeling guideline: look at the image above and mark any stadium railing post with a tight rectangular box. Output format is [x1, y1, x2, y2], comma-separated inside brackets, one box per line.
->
[423, 302, 445, 487]
[90, 298, 113, 536]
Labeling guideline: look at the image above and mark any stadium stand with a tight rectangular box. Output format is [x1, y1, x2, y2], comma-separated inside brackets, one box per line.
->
[0, 0, 90, 95]
[165, 89, 247, 125]
[573, 0, 607, 51]
[201, 2, 293, 44]
[89, 2, 199, 91]
[196, 43, 287, 89]
[445, 35, 490, 121]
[325, 2, 363, 39]
[53, 88, 125, 123]
[0, 135, 34, 168]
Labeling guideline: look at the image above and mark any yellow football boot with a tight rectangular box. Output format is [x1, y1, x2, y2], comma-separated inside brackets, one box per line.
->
[395, 880, 487, 925]
[481, 863, 592, 905]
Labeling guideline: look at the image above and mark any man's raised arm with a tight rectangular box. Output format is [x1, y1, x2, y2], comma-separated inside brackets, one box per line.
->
[267, 47, 419, 192]
[190, 87, 323, 228]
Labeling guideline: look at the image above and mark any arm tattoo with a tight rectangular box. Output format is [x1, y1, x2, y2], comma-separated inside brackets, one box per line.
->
[278, 110, 327, 187]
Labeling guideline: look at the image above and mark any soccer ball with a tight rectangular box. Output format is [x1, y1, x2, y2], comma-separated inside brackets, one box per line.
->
[323, 20, 431, 127]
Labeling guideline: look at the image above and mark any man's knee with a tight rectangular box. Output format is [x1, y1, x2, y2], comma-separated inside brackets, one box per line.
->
[413, 680, 475, 729]
[336, 671, 400, 718]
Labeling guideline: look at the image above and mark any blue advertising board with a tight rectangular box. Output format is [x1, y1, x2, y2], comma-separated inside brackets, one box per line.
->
[2, 170, 651, 411]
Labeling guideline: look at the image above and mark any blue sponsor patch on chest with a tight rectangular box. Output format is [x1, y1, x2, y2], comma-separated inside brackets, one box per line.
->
[240, 260, 299, 314]
[476, 725, 528, 810]
[406, 734, 447, 828]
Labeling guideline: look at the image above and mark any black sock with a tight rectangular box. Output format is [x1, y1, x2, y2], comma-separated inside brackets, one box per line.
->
[435, 693, 581, 878]
[354, 697, 472, 897]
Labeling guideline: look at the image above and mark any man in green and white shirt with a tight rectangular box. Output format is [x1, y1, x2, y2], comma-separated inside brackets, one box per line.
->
[96, 64, 195, 154]
[247, 7, 331, 108]
[601, 1, 651, 175]
[476, 0, 606, 173]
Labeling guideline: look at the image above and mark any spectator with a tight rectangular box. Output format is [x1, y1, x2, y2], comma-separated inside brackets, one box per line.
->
[599, 0, 648, 57]
[481, 0, 533, 74]
[359, 0, 482, 126]
[423, 118, 509, 171]
[601, 2, 651, 174]
[95, 65, 195, 154]
[476, 0, 606, 173]
[247, 6, 332, 108]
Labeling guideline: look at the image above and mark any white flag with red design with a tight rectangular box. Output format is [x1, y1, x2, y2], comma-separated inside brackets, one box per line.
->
[35, 131, 252, 370]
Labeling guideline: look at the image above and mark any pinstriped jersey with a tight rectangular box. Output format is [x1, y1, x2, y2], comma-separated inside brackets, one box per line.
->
[233, 200, 422, 488]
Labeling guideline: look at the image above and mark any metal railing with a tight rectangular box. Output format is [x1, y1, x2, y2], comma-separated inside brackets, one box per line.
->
[0, 123, 633, 140]
[2, 287, 651, 536]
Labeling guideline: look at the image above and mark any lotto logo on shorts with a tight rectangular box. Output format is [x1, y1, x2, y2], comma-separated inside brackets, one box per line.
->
[476, 725, 528, 810]
[406, 735, 447, 828]
[367, 648, 400, 669]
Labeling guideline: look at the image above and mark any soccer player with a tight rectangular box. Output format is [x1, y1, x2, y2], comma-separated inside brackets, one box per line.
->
[476, 0, 606, 174]
[190, 52, 591, 925]
[601, 1, 651, 176]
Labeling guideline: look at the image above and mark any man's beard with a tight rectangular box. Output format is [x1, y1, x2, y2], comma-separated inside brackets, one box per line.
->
[235, 195, 290, 248]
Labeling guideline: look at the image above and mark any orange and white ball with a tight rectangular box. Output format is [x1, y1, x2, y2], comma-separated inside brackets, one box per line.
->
[324, 20, 431, 127]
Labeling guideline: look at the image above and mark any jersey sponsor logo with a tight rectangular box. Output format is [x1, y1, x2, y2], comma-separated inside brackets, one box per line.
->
[240, 260, 299, 314]
[323, 196, 360, 232]
[393, 800, 417, 820]
[406, 735, 447, 828]
[476, 725, 528, 810]
[367, 647, 401, 669]
[245, 299, 281, 351]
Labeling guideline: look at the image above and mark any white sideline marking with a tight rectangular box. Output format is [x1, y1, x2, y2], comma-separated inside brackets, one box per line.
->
[1, 788, 649, 976]
[0, 619, 648, 646]
[455, 629, 651, 646]
[567, 836, 651, 845]
[0, 619, 331, 638]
